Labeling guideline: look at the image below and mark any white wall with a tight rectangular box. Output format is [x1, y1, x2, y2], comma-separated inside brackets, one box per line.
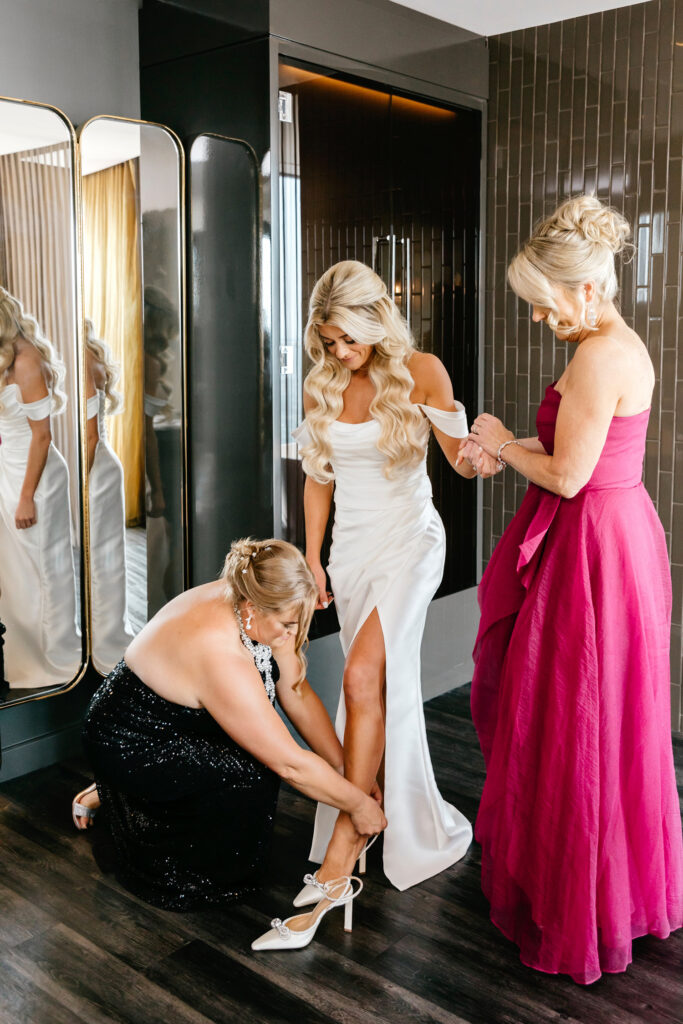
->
[0, 0, 140, 125]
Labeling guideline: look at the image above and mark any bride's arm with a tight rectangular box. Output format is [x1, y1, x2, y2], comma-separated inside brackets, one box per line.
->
[300, 393, 334, 607]
[12, 350, 51, 529]
[303, 477, 334, 608]
[409, 352, 493, 479]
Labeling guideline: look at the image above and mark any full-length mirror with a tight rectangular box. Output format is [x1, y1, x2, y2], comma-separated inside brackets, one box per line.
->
[0, 96, 86, 705]
[79, 116, 185, 675]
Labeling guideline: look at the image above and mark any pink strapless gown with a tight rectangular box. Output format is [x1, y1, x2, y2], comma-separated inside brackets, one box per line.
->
[471, 384, 683, 985]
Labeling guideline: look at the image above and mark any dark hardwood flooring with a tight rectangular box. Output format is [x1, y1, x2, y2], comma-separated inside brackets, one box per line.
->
[0, 685, 681, 1024]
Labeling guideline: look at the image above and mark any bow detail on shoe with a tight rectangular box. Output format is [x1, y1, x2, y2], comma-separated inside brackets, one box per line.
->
[270, 918, 291, 939]
[302, 873, 331, 895]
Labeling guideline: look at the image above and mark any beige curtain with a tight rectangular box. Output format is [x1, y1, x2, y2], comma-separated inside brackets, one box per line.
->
[82, 161, 144, 524]
[0, 142, 81, 528]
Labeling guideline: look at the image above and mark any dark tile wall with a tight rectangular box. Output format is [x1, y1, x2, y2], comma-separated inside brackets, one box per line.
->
[484, 0, 683, 731]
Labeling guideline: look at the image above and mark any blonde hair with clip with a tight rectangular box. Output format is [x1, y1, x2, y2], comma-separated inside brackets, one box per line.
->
[221, 537, 318, 687]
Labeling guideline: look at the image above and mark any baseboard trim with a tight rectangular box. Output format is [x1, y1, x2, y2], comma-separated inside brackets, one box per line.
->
[0, 722, 83, 782]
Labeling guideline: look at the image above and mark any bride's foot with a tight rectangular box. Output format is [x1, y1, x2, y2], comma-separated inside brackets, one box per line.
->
[253, 876, 362, 951]
[72, 782, 100, 830]
[318, 827, 372, 885]
[294, 834, 377, 907]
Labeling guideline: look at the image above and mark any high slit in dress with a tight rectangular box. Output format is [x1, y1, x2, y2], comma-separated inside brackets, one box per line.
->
[294, 404, 473, 891]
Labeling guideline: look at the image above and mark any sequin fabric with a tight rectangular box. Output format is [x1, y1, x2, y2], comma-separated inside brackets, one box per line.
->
[82, 654, 280, 911]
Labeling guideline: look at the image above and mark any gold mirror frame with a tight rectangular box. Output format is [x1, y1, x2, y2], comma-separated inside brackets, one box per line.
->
[0, 94, 89, 709]
[77, 115, 188, 676]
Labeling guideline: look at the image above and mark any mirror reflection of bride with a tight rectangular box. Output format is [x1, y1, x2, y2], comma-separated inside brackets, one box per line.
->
[85, 318, 134, 674]
[0, 287, 80, 688]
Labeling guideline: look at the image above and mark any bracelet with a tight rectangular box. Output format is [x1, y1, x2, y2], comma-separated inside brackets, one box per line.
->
[496, 439, 521, 464]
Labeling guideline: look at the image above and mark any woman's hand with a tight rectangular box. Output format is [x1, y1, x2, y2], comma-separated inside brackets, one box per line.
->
[15, 495, 37, 529]
[350, 791, 387, 838]
[457, 438, 504, 479]
[468, 414, 514, 460]
[307, 557, 333, 610]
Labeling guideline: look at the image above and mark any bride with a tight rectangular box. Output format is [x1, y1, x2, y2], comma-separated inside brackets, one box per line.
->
[85, 318, 134, 673]
[289, 260, 498, 901]
[0, 287, 80, 688]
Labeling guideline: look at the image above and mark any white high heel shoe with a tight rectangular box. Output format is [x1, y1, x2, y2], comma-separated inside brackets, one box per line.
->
[251, 875, 362, 951]
[293, 834, 378, 908]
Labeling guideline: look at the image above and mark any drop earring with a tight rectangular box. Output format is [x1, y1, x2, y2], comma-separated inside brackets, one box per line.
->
[586, 302, 597, 327]
[245, 611, 253, 631]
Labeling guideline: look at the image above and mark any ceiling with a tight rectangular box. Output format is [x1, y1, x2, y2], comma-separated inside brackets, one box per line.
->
[387, 1, 651, 36]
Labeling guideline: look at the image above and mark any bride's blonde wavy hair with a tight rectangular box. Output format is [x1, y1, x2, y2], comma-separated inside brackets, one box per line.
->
[0, 287, 67, 413]
[85, 318, 123, 414]
[508, 194, 633, 335]
[302, 260, 425, 482]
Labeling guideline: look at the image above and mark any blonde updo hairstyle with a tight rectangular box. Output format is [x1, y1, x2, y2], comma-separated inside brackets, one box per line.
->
[84, 318, 123, 414]
[302, 260, 425, 483]
[507, 195, 632, 335]
[0, 287, 67, 413]
[221, 538, 318, 687]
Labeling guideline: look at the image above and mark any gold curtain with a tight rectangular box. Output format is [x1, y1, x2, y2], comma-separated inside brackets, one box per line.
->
[82, 161, 144, 524]
[0, 142, 80, 529]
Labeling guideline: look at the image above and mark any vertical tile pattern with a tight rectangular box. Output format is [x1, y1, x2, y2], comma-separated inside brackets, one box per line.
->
[485, 0, 683, 731]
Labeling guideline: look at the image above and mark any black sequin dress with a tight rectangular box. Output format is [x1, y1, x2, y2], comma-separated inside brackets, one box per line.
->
[82, 651, 280, 911]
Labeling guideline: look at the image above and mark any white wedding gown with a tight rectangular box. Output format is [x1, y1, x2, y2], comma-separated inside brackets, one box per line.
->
[294, 404, 473, 890]
[87, 390, 134, 674]
[0, 384, 81, 688]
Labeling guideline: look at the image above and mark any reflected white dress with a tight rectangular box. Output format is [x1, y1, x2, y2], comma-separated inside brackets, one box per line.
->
[294, 403, 473, 890]
[0, 384, 81, 688]
[87, 390, 134, 674]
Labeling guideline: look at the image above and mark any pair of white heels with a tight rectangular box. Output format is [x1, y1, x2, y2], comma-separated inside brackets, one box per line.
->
[251, 875, 363, 951]
[251, 835, 377, 952]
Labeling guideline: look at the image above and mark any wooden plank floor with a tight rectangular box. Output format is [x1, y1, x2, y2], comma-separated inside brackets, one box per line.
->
[0, 685, 680, 1024]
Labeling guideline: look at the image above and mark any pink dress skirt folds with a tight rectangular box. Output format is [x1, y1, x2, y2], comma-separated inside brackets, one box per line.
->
[471, 384, 683, 985]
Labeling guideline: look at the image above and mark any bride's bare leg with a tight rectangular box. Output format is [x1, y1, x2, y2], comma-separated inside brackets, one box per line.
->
[318, 608, 385, 882]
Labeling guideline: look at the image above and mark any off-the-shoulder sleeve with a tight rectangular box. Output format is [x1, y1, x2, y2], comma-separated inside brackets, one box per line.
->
[417, 401, 468, 438]
[144, 392, 167, 417]
[292, 420, 312, 446]
[86, 394, 100, 420]
[18, 394, 53, 421]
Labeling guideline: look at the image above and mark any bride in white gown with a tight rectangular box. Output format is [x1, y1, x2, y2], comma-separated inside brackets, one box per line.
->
[292, 261, 500, 896]
[85, 320, 134, 674]
[0, 287, 81, 688]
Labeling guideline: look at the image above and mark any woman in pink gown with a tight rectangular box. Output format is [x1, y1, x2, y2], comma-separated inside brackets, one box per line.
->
[461, 195, 682, 984]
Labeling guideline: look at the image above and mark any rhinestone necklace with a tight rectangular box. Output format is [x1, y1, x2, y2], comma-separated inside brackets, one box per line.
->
[234, 606, 275, 703]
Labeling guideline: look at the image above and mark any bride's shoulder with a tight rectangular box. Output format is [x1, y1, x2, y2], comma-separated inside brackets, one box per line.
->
[407, 351, 451, 399]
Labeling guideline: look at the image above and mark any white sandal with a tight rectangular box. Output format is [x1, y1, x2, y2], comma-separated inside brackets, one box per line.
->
[252, 875, 362, 951]
[293, 834, 378, 908]
[72, 782, 99, 829]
